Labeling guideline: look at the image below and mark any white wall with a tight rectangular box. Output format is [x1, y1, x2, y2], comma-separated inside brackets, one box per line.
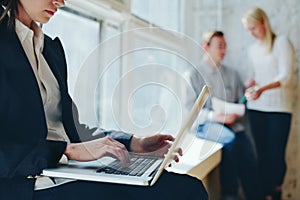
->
[184, 0, 300, 199]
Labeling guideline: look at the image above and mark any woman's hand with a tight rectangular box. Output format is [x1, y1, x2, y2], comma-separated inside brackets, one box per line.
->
[245, 81, 280, 101]
[245, 86, 262, 101]
[65, 137, 131, 167]
[130, 134, 183, 161]
[244, 77, 256, 88]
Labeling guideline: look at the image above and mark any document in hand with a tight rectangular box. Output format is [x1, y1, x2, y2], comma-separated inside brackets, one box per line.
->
[211, 97, 245, 117]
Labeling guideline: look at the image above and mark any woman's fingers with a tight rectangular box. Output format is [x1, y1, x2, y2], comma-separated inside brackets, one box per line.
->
[104, 137, 127, 150]
[70, 137, 131, 167]
[102, 145, 131, 167]
[97, 137, 131, 166]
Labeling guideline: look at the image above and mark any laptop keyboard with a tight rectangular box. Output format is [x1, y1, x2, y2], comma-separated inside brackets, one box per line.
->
[96, 154, 160, 177]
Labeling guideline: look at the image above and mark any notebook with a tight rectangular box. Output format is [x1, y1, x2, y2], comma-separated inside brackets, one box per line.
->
[42, 85, 210, 186]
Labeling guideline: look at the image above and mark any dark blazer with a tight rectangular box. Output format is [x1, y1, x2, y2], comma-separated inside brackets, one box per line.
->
[0, 8, 132, 199]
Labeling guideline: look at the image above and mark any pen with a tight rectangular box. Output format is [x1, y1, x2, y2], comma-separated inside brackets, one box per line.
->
[239, 96, 247, 104]
[239, 86, 259, 103]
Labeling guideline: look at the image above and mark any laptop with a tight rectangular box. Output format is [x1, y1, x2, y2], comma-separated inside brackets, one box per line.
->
[42, 85, 210, 186]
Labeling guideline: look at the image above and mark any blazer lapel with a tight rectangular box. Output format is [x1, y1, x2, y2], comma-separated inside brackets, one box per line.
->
[42, 37, 68, 93]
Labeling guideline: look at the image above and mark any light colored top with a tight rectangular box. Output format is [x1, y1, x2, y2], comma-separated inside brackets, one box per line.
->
[185, 61, 245, 132]
[247, 35, 295, 113]
[15, 19, 73, 190]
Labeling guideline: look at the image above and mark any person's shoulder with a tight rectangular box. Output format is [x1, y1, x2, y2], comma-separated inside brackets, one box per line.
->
[275, 35, 291, 45]
[183, 64, 207, 84]
[222, 64, 237, 74]
[183, 66, 197, 80]
[276, 35, 288, 40]
[274, 35, 294, 51]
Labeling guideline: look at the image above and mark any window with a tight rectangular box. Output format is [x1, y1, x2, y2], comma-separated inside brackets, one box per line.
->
[42, 9, 100, 95]
[100, 21, 198, 137]
[94, 22, 122, 129]
[43, 8, 101, 126]
[42, 3, 191, 137]
[131, 0, 183, 32]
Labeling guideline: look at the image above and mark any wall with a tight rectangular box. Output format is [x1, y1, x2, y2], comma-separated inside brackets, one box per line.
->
[183, 0, 300, 199]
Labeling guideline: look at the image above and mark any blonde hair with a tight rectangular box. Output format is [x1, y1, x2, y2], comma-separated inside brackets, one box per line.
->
[242, 7, 276, 53]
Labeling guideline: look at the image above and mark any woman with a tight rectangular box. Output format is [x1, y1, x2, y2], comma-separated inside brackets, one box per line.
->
[0, 0, 208, 199]
[242, 7, 295, 200]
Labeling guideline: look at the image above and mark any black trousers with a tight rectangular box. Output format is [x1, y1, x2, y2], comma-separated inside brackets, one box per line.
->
[248, 110, 292, 197]
[220, 131, 260, 200]
[34, 171, 208, 200]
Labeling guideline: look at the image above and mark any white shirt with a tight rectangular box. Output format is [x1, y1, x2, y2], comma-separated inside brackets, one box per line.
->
[247, 35, 295, 113]
[15, 19, 73, 190]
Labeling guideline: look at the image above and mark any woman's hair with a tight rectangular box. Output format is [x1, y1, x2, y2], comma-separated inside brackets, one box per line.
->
[242, 7, 276, 53]
[0, 0, 19, 29]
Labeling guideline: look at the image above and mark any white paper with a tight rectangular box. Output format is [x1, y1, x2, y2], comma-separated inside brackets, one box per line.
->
[211, 97, 245, 117]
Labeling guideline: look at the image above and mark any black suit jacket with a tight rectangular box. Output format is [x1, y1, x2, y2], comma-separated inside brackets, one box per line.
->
[0, 8, 132, 199]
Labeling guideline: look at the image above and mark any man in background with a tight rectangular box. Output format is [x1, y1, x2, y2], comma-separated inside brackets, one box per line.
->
[185, 30, 260, 200]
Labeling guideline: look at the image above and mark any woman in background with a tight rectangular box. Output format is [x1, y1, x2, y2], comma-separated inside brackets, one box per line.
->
[242, 7, 295, 200]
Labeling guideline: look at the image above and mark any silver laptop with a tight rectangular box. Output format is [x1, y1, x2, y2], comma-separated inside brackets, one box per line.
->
[42, 85, 210, 186]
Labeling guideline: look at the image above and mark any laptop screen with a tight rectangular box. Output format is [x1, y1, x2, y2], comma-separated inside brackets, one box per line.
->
[150, 85, 210, 186]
